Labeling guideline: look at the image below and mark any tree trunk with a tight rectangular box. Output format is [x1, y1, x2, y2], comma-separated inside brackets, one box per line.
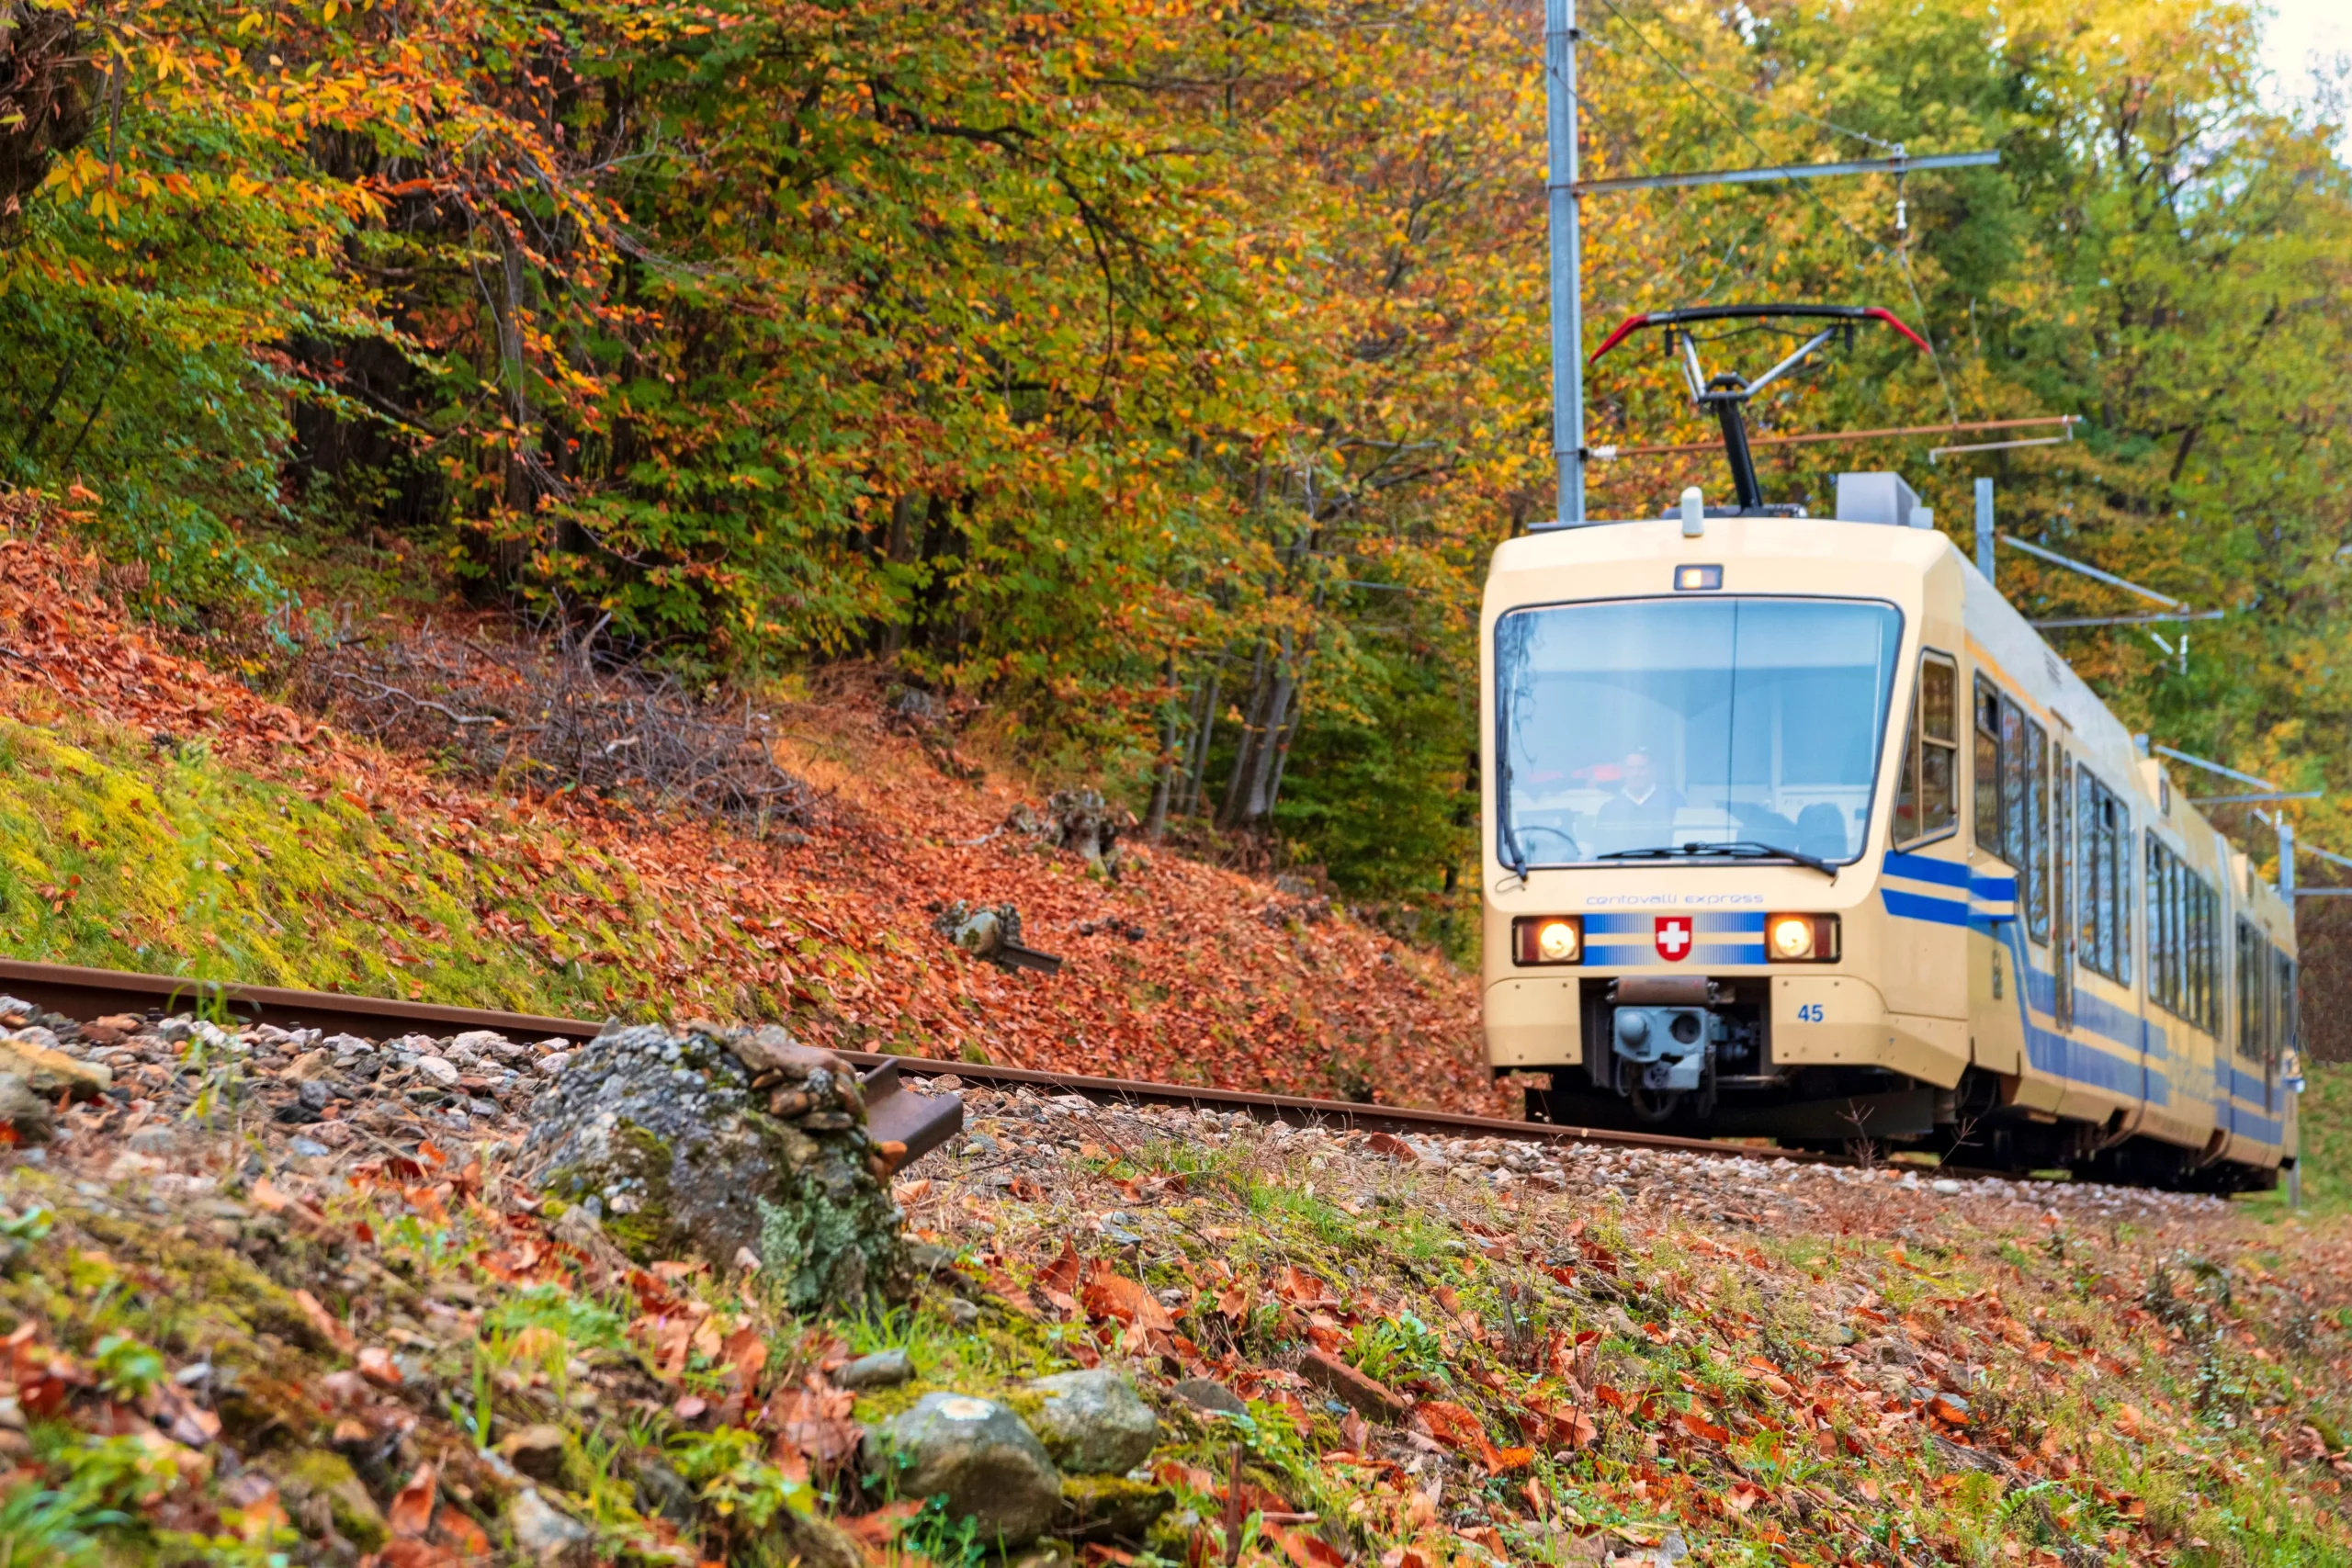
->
[1144, 652, 1181, 841]
[1218, 628, 1296, 829]
[1181, 667, 1220, 818]
[1216, 641, 1270, 828]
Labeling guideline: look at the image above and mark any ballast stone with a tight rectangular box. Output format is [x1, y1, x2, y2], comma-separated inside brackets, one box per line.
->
[865, 1393, 1064, 1545]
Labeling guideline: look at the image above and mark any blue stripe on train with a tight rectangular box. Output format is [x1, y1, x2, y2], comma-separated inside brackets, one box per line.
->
[1876, 857, 2178, 1111]
[1990, 920, 2173, 1108]
[1583, 910, 1766, 964]
[1883, 851, 1970, 887]
[1883, 887, 1969, 925]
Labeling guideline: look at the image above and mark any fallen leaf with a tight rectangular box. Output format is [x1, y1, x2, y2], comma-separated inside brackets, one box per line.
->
[1413, 1400, 1489, 1453]
[1038, 1238, 1081, 1296]
[1276, 1527, 1350, 1568]
[1679, 1410, 1730, 1444]
[357, 1347, 403, 1388]
[1081, 1261, 1174, 1332]
[722, 1325, 769, 1388]
[435, 1504, 490, 1555]
[388, 1462, 437, 1539]
[292, 1289, 357, 1355]
[840, 1500, 922, 1547]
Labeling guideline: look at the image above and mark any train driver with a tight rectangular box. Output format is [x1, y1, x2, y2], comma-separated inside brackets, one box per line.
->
[1596, 748, 1683, 853]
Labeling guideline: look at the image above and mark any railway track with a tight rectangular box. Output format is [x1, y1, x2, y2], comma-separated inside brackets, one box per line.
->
[0, 955, 1827, 1169]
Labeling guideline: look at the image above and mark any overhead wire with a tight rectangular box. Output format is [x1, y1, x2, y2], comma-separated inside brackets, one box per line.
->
[1586, 0, 1963, 423]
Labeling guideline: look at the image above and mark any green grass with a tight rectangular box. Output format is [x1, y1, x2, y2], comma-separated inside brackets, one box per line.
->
[2291, 1061, 2350, 1213]
[0, 716, 836, 1021]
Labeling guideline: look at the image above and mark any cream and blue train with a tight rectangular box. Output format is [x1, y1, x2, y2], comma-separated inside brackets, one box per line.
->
[1479, 482, 2297, 1189]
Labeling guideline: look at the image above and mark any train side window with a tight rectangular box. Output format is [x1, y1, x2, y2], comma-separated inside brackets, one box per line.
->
[1973, 678, 2004, 857]
[2197, 877, 2219, 1032]
[2024, 716, 2050, 942]
[2075, 769, 2132, 984]
[2234, 919, 2264, 1061]
[1895, 651, 1957, 847]
[2116, 807, 2133, 988]
[1918, 654, 1957, 838]
[2149, 838, 2190, 1020]
[2000, 700, 2028, 871]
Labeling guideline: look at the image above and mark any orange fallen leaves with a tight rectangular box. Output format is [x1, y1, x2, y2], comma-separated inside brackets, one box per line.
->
[356, 1347, 402, 1388]
[1081, 1261, 1175, 1333]
[1413, 1400, 1532, 1475]
[387, 1462, 437, 1539]
[0, 530, 1509, 1115]
[292, 1289, 356, 1355]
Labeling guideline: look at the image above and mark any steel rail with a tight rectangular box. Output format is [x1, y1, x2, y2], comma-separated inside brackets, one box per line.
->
[0, 956, 1829, 1167]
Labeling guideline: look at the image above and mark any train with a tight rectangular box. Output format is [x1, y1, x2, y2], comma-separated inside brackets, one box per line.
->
[1479, 310, 2298, 1190]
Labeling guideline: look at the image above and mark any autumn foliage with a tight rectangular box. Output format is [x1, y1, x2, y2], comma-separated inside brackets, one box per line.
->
[2, 0, 2350, 951]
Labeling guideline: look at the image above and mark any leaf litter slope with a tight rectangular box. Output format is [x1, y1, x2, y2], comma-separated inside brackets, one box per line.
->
[7, 1049, 2352, 1568]
[0, 518, 1498, 1112]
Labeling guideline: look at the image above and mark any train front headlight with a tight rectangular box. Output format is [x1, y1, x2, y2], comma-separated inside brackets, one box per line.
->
[1766, 913, 1839, 963]
[1512, 916, 1583, 965]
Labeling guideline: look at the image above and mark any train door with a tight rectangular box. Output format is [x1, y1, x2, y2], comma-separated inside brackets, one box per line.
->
[2215, 863, 2237, 1144]
[2052, 746, 2075, 1032]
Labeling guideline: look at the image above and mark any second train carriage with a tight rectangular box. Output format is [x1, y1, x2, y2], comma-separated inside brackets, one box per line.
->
[1477, 488, 2299, 1190]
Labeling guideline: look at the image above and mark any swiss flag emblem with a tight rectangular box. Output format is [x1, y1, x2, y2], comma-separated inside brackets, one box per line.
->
[1654, 917, 1693, 962]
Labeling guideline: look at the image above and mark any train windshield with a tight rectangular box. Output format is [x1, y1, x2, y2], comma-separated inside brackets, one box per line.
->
[1495, 596, 1904, 868]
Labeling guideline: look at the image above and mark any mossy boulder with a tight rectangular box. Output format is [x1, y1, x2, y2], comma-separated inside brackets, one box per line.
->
[270, 1450, 389, 1551]
[521, 1023, 910, 1309]
[1028, 1369, 1159, 1474]
[865, 1393, 1064, 1546]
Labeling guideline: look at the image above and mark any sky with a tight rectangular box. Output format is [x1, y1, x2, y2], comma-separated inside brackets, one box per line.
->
[2259, 0, 2350, 126]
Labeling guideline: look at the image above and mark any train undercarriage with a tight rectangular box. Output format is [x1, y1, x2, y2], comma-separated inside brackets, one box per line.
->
[1517, 977, 2281, 1193]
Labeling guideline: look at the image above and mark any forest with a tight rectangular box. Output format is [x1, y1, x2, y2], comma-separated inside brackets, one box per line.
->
[2, 0, 2348, 1001]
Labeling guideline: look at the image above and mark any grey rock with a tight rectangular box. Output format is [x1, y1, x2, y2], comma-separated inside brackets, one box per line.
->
[836, 1348, 914, 1390]
[415, 1055, 461, 1088]
[284, 1049, 334, 1082]
[1170, 1378, 1248, 1417]
[1029, 1369, 1159, 1474]
[864, 1393, 1063, 1545]
[288, 1138, 332, 1158]
[510, 1488, 592, 1561]
[632, 1460, 697, 1526]
[0, 1073, 53, 1146]
[519, 1024, 909, 1310]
